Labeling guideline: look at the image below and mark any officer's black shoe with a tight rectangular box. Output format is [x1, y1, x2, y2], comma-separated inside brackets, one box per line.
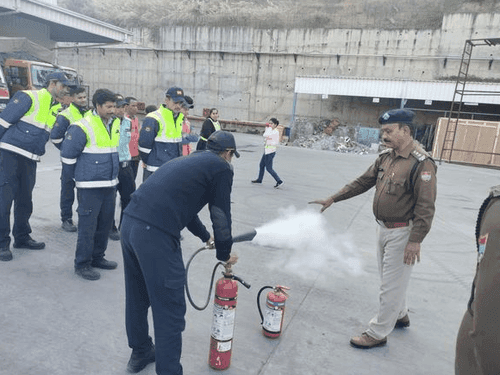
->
[75, 266, 100, 281]
[91, 258, 118, 270]
[13, 237, 45, 250]
[61, 219, 77, 232]
[0, 247, 13, 261]
[395, 315, 410, 328]
[127, 346, 155, 373]
[109, 227, 120, 241]
[251, 179, 262, 184]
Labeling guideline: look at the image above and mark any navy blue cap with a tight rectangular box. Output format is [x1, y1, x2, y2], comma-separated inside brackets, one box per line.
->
[378, 109, 415, 125]
[45, 71, 77, 88]
[165, 86, 187, 105]
[183, 95, 194, 109]
[207, 130, 240, 158]
[116, 100, 128, 107]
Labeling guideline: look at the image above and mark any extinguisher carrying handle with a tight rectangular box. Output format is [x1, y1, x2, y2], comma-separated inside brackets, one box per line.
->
[257, 286, 274, 324]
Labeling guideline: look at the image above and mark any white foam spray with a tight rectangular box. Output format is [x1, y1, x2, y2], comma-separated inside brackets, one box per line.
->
[252, 206, 364, 279]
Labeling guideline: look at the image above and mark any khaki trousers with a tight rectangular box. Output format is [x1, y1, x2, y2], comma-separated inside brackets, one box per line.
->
[365, 223, 413, 340]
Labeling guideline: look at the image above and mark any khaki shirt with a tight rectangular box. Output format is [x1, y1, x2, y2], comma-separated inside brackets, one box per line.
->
[331, 141, 437, 243]
[456, 188, 500, 374]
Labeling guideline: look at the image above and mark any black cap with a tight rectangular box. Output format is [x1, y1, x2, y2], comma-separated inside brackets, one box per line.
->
[207, 130, 240, 158]
[378, 109, 415, 125]
[45, 71, 77, 88]
[116, 99, 128, 107]
[183, 95, 194, 109]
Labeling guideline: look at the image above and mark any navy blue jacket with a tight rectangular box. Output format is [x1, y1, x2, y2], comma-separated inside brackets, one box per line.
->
[50, 104, 87, 150]
[124, 150, 234, 261]
[0, 89, 55, 160]
[138, 105, 183, 170]
[60, 111, 120, 189]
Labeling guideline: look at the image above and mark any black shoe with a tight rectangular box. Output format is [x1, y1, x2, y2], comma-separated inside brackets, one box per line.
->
[395, 315, 410, 328]
[251, 180, 262, 184]
[127, 346, 155, 373]
[75, 266, 100, 281]
[109, 227, 121, 241]
[0, 247, 13, 261]
[91, 258, 118, 270]
[274, 181, 284, 189]
[13, 237, 45, 250]
[61, 219, 77, 232]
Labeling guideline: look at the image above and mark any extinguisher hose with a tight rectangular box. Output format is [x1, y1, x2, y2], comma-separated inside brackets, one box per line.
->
[185, 246, 224, 311]
[257, 286, 274, 324]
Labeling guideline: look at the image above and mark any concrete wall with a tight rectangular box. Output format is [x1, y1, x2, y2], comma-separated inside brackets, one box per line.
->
[55, 12, 500, 128]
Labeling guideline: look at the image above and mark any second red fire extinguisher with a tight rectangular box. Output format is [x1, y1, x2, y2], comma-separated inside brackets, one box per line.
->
[257, 285, 290, 338]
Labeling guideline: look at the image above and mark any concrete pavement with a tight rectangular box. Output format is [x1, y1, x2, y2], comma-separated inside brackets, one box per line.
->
[1, 132, 495, 375]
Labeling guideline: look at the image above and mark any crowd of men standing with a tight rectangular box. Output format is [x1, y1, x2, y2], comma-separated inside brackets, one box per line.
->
[0, 74, 200, 282]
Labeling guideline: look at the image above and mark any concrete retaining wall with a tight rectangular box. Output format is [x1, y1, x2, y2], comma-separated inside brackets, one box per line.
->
[55, 13, 500, 129]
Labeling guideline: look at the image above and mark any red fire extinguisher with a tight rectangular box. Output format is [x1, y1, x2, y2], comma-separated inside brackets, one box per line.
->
[209, 264, 251, 370]
[257, 285, 290, 339]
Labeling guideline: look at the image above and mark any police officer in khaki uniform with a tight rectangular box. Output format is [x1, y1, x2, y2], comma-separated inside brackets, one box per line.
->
[455, 186, 500, 374]
[311, 108, 437, 349]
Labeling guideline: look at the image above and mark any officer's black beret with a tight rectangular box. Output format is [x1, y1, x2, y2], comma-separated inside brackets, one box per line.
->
[378, 109, 415, 125]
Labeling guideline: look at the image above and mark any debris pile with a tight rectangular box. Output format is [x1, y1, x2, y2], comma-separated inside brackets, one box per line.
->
[291, 118, 379, 154]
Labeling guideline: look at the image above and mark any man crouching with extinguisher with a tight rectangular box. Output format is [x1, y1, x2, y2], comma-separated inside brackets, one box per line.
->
[120, 130, 239, 374]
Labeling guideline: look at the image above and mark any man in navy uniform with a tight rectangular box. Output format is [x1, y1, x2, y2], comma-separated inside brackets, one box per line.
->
[51, 86, 88, 232]
[121, 131, 239, 374]
[138, 86, 186, 181]
[0, 71, 75, 261]
[61, 89, 120, 280]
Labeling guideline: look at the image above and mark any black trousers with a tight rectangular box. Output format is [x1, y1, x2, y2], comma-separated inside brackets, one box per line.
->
[75, 187, 116, 268]
[0, 150, 36, 248]
[116, 162, 136, 228]
[121, 215, 185, 375]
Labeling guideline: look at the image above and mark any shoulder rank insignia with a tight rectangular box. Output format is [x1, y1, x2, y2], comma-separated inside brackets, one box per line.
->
[411, 149, 427, 162]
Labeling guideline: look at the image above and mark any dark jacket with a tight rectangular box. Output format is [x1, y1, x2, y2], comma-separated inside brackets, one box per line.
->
[0, 89, 56, 160]
[456, 187, 500, 375]
[50, 103, 87, 149]
[124, 150, 234, 261]
[138, 105, 183, 171]
[60, 111, 120, 189]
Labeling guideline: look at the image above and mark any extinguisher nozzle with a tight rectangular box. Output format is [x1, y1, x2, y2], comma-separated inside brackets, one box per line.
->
[232, 229, 257, 243]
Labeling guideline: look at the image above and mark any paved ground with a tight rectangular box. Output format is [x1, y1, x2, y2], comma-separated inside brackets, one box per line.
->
[1, 132, 496, 375]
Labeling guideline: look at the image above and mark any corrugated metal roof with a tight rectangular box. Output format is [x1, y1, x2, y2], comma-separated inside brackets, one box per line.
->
[0, 0, 131, 43]
[295, 76, 500, 105]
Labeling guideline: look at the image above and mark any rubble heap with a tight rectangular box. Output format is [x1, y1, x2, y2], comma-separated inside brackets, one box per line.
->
[291, 118, 378, 154]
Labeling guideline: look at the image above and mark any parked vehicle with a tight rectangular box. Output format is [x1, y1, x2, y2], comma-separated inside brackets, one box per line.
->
[3, 58, 81, 96]
[0, 37, 83, 111]
[0, 67, 8, 112]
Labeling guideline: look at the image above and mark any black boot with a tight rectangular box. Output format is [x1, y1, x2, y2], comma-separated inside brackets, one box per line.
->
[0, 247, 13, 261]
[13, 237, 45, 250]
[127, 346, 155, 373]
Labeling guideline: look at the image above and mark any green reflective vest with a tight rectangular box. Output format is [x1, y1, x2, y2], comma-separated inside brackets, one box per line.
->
[147, 106, 183, 143]
[20, 89, 55, 131]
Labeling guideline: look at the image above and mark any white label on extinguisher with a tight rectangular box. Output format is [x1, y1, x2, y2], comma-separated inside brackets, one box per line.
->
[263, 307, 283, 333]
[217, 341, 232, 352]
[211, 304, 235, 341]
